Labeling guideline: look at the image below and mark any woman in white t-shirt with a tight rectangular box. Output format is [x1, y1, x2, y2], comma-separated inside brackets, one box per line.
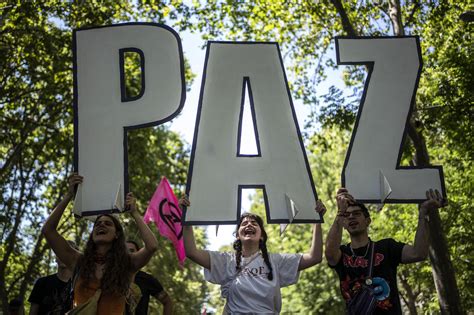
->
[181, 196, 325, 314]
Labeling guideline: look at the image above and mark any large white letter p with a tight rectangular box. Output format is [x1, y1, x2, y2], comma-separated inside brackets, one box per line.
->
[74, 23, 185, 216]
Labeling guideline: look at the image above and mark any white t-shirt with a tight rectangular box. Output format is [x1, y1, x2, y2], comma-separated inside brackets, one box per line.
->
[204, 251, 302, 314]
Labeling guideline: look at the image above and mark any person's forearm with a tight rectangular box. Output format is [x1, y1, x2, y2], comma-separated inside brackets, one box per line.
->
[309, 223, 323, 262]
[325, 216, 344, 262]
[412, 214, 429, 259]
[183, 225, 198, 257]
[298, 223, 323, 270]
[132, 211, 159, 252]
[42, 192, 73, 234]
[183, 225, 211, 268]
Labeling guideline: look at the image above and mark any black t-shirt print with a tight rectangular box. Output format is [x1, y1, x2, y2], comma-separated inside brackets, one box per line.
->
[330, 238, 405, 315]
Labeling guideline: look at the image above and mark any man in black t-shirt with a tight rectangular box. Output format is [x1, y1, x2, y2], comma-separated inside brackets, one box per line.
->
[28, 246, 75, 315]
[127, 241, 173, 315]
[325, 188, 445, 314]
[28, 274, 69, 315]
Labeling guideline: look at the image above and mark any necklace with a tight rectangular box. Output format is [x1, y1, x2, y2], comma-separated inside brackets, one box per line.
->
[350, 239, 371, 257]
[242, 250, 260, 260]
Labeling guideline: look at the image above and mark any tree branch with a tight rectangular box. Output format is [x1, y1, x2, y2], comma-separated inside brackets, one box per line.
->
[330, 0, 358, 36]
[388, 0, 405, 36]
[406, 118, 430, 166]
[398, 270, 418, 315]
[406, 0, 421, 27]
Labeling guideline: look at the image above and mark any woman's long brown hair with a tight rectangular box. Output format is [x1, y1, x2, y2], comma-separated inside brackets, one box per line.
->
[77, 214, 132, 296]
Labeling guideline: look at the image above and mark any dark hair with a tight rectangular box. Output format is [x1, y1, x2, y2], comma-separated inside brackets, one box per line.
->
[233, 213, 273, 281]
[352, 202, 370, 218]
[126, 240, 141, 251]
[77, 214, 132, 296]
[8, 297, 23, 312]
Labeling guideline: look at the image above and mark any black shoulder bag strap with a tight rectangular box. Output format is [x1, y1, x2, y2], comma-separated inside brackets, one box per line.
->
[365, 241, 375, 285]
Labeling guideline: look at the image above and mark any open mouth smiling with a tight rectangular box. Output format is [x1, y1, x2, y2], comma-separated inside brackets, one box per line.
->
[95, 228, 108, 235]
[243, 227, 256, 236]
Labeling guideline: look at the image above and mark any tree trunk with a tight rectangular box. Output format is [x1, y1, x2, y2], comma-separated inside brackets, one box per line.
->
[332, 0, 464, 313]
[398, 270, 418, 315]
[0, 166, 28, 315]
[426, 201, 464, 314]
[329, 0, 358, 37]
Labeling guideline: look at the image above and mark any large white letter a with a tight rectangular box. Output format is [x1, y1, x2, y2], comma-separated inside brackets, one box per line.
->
[184, 42, 320, 225]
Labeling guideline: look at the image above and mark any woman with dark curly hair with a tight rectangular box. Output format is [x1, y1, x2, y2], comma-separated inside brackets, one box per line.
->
[181, 196, 326, 314]
[42, 173, 158, 315]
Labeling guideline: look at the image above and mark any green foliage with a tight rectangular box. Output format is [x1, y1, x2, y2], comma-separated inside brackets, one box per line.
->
[429, 142, 474, 311]
[415, 2, 473, 161]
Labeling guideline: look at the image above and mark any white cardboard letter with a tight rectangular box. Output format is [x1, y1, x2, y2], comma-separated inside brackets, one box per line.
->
[184, 42, 319, 225]
[337, 37, 445, 203]
[74, 23, 185, 216]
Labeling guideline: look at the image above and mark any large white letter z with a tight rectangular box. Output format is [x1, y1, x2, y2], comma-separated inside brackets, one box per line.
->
[337, 36, 446, 203]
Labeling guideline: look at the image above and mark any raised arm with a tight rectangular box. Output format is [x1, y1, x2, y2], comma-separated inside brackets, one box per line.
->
[180, 196, 210, 269]
[402, 189, 445, 263]
[128, 192, 159, 271]
[298, 200, 325, 271]
[42, 173, 82, 269]
[325, 188, 354, 266]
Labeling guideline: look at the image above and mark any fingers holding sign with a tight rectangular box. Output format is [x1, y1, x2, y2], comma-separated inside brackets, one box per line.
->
[315, 200, 327, 217]
[125, 192, 138, 214]
[420, 189, 446, 216]
[179, 195, 190, 209]
[336, 187, 355, 217]
[67, 173, 83, 196]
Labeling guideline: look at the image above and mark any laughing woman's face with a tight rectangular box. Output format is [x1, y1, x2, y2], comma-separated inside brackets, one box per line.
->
[238, 217, 262, 243]
[92, 215, 118, 244]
